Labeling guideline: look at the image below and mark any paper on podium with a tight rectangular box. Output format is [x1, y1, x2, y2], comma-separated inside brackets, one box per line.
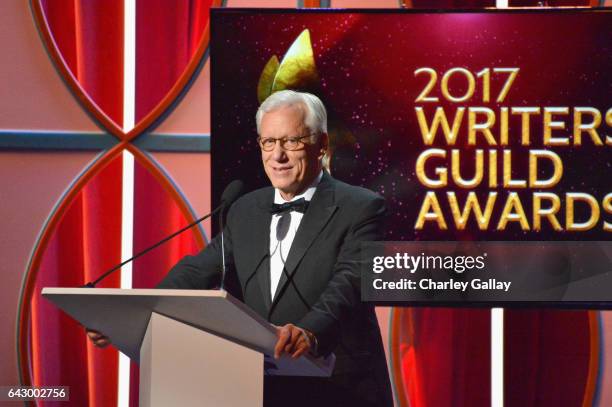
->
[42, 287, 334, 377]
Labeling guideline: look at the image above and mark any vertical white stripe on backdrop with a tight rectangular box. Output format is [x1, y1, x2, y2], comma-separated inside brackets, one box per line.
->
[118, 0, 136, 405]
[118, 150, 134, 407]
[491, 308, 504, 407]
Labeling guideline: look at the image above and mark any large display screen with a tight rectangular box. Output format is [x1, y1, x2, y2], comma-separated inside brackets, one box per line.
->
[211, 9, 611, 306]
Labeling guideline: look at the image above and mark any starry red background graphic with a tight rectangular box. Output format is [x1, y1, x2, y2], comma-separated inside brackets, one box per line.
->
[211, 10, 611, 241]
[210, 10, 609, 407]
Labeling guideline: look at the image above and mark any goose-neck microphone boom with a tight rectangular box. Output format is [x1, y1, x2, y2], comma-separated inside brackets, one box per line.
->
[84, 180, 244, 288]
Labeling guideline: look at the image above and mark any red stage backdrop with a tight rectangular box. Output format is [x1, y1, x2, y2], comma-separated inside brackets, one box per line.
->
[21, 1, 213, 405]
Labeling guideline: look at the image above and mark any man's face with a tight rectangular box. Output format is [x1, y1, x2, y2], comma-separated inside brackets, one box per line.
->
[259, 104, 326, 200]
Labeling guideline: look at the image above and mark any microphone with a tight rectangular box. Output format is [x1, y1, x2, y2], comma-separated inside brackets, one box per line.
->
[275, 213, 291, 241]
[84, 180, 244, 288]
[220, 180, 244, 207]
[219, 180, 244, 290]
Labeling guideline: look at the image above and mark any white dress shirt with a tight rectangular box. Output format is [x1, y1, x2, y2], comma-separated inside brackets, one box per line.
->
[269, 171, 323, 300]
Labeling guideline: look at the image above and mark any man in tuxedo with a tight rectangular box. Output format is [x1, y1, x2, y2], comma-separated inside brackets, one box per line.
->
[90, 90, 392, 406]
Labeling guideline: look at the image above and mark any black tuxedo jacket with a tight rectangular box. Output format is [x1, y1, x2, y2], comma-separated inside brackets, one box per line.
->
[158, 172, 393, 406]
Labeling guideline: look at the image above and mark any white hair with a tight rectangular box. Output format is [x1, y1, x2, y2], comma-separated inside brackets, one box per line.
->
[255, 90, 327, 136]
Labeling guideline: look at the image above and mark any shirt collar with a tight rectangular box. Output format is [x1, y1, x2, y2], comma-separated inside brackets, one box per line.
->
[274, 171, 323, 204]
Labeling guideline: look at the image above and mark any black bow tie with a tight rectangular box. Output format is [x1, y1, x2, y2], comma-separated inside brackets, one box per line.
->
[269, 198, 309, 215]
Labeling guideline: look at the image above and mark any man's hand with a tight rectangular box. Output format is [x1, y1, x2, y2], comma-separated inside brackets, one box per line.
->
[86, 329, 110, 348]
[274, 323, 313, 360]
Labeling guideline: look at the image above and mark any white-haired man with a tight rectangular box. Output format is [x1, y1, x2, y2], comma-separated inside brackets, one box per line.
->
[90, 90, 392, 406]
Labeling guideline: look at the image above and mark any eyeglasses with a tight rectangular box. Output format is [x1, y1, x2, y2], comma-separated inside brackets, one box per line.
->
[256, 135, 314, 152]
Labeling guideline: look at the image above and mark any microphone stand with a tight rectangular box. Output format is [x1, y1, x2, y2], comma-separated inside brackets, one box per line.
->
[219, 205, 227, 291]
[84, 206, 224, 288]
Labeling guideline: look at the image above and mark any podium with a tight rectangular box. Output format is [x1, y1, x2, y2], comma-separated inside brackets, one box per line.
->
[42, 288, 335, 407]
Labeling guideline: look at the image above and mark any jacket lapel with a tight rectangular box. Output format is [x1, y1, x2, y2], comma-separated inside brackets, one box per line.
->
[241, 188, 273, 311]
[255, 255, 272, 310]
[271, 172, 338, 305]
